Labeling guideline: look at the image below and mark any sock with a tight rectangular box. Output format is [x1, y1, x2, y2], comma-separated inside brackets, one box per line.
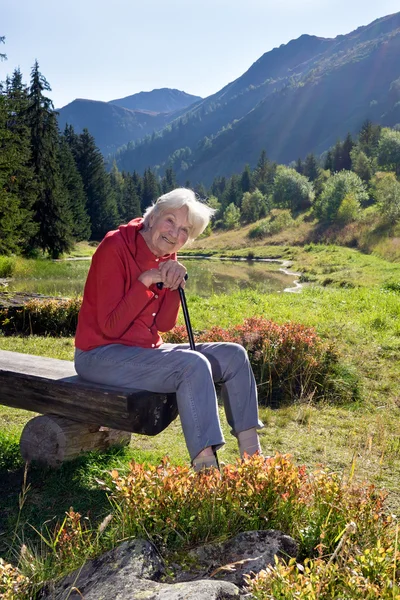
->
[192, 447, 218, 472]
[237, 427, 262, 458]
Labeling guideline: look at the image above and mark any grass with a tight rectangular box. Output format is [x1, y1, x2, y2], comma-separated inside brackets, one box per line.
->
[1, 235, 400, 596]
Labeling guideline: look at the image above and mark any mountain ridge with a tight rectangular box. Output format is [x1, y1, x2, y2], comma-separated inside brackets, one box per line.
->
[114, 11, 400, 184]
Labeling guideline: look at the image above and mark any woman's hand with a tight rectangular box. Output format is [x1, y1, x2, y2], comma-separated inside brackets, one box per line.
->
[159, 260, 187, 291]
[138, 260, 186, 291]
[138, 269, 163, 289]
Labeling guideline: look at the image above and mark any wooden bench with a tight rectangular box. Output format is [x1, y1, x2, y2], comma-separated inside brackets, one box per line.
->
[0, 349, 178, 467]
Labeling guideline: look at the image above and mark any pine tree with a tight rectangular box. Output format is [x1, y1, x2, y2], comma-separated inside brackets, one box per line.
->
[253, 150, 276, 196]
[294, 158, 304, 175]
[121, 173, 141, 222]
[161, 167, 177, 194]
[358, 120, 382, 157]
[303, 153, 320, 182]
[27, 61, 73, 257]
[1, 69, 37, 253]
[240, 164, 252, 193]
[141, 168, 160, 212]
[59, 136, 91, 241]
[74, 128, 119, 239]
[324, 150, 333, 172]
[109, 161, 124, 219]
[341, 133, 354, 171]
[222, 175, 242, 209]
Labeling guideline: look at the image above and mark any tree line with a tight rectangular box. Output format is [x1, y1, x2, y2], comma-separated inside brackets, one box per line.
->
[1, 59, 400, 257]
[201, 120, 400, 233]
[0, 63, 181, 258]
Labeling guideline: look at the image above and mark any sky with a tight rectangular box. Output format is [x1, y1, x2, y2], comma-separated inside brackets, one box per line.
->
[1, 0, 399, 109]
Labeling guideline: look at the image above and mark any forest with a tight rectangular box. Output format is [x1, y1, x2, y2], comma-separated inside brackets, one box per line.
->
[1, 61, 400, 260]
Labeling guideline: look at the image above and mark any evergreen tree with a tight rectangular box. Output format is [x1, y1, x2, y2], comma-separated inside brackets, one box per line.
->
[1, 69, 37, 252]
[210, 176, 227, 199]
[332, 140, 343, 172]
[303, 153, 320, 182]
[341, 133, 354, 171]
[74, 128, 119, 239]
[58, 136, 91, 240]
[240, 164, 252, 193]
[358, 120, 382, 158]
[121, 173, 141, 222]
[131, 170, 143, 200]
[161, 167, 177, 194]
[109, 161, 124, 219]
[324, 150, 333, 171]
[253, 150, 276, 196]
[27, 61, 73, 257]
[294, 158, 304, 175]
[141, 168, 160, 212]
[0, 94, 36, 253]
[222, 175, 242, 209]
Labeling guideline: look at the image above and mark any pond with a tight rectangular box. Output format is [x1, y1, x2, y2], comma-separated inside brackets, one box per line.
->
[6, 257, 300, 297]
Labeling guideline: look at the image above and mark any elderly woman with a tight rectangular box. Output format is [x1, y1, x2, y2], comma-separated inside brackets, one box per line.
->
[75, 188, 263, 470]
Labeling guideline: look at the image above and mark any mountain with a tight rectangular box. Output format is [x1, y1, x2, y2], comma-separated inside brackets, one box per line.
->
[56, 89, 201, 155]
[109, 88, 202, 113]
[114, 12, 400, 185]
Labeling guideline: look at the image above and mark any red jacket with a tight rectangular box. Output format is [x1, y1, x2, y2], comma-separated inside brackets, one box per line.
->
[75, 218, 181, 351]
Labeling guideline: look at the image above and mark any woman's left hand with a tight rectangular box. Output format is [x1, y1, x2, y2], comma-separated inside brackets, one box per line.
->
[159, 260, 187, 291]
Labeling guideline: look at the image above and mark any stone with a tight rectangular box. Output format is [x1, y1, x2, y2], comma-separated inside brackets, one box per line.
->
[40, 530, 297, 599]
[39, 538, 240, 600]
[175, 530, 298, 587]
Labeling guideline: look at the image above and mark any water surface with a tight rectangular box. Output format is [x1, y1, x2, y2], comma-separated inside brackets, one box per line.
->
[7, 257, 299, 297]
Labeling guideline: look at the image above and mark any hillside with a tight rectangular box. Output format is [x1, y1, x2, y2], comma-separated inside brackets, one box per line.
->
[115, 12, 400, 184]
[57, 89, 201, 155]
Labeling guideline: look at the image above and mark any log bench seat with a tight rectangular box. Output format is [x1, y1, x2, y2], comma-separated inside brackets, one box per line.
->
[0, 349, 178, 467]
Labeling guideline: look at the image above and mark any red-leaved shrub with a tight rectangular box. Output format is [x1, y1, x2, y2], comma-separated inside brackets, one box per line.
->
[164, 317, 355, 405]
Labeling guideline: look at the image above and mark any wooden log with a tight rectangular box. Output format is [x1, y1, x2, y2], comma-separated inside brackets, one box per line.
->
[20, 414, 131, 467]
[0, 350, 178, 435]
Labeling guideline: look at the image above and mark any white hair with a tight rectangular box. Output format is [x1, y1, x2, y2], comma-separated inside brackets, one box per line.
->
[143, 188, 215, 241]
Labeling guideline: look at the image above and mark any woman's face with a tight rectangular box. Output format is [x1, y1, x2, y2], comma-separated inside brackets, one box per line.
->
[146, 206, 191, 256]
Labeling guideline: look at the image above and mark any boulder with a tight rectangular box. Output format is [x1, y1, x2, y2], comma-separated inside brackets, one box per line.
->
[40, 530, 297, 599]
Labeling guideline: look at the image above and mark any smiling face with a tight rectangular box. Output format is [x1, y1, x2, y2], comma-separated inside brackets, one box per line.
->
[144, 205, 191, 256]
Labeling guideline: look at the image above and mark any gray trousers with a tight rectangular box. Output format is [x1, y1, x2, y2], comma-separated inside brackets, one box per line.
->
[74, 342, 262, 461]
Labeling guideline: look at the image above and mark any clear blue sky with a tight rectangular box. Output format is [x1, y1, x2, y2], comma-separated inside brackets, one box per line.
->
[1, 0, 399, 109]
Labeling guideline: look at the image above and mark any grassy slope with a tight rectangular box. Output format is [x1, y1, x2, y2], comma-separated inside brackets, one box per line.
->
[0, 215, 400, 558]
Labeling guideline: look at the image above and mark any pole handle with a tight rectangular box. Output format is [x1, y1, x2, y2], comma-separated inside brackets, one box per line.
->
[156, 273, 188, 290]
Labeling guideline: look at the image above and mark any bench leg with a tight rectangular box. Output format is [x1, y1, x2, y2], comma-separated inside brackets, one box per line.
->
[20, 414, 131, 467]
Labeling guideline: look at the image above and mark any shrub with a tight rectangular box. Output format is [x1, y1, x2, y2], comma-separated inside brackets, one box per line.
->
[164, 316, 357, 405]
[0, 297, 81, 336]
[5, 455, 396, 598]
[248, 211, 294, 240]
[314, 171, 368, 222]
[0, 256, 16, 278]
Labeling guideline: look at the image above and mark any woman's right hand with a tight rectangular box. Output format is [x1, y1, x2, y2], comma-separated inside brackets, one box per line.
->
[138, 269, 163, 289]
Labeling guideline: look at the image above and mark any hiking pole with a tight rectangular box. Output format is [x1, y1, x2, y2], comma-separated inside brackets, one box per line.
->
[157, 274, 195, 350]
[157, 275, 219, 468]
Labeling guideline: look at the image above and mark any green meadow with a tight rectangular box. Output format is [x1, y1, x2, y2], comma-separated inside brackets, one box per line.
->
[1, 241, 400, 597]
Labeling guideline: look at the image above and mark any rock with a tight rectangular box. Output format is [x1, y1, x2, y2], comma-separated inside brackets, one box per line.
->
[40, 538, 240, 600]
[40, 530, 297, 599]
[175, 530, 298, 587]
[39, 539, 164, 599]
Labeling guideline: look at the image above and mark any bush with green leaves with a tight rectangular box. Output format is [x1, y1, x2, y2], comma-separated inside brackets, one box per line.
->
[248, 210, 294, 239]
[371, 171, 400, 222]
[241, 189, 269, 223]
[272, 166, 315, 214]
[222, 202, 241, 229]
[0, 297, 81, 336]
[377, 127, 400, 176]
[313, 170, 369, 221]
